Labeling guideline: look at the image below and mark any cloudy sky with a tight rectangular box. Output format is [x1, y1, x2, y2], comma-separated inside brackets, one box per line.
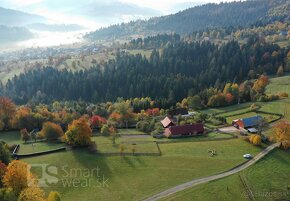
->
[1, 0, 236, 28]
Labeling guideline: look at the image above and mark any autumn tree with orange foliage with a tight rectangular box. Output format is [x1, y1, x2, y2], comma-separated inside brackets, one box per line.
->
[225, 93, 234, 104]
[0, 97, 16, 129]
[252, 75, 269, 94]
[40, 122, 64, 141]
[64, 118, 92, 146]
[11, 107, 38, 131]
[146, 108, 160, 116]
[273, 120, 290, 149]
[3, 160, 37, 196]
[18, 187, 46, 201]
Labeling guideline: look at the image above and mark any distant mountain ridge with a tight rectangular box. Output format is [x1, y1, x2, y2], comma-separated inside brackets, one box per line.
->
[27, 23, 85, 32]
[86, 0, 289, 40]
[0, 25, 34, 43]
[0, 7, 46, 26]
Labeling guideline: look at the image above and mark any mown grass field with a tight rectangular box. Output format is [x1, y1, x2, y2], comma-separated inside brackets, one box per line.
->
[225, 112, 280, 124]
[20, 139, 262, 201]
[0, 131, 65, 154]
[161, 149, 290, 201]
[117, 128, 146, 135]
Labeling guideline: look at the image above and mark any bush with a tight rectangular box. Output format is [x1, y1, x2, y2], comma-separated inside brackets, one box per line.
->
[100, 124, 110, 136]
[40, 122, 64, 141]
[47, 191, 61, 201]
[0, 188, 17, 201]
[279, 92, 288, 98]
[136, 120, 153, 133]
[249, 134, 262, 146]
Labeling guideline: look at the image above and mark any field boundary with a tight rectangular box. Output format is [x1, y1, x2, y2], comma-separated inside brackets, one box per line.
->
[239, 173, 255, 201]
[96, 141, 162, 156]
[13, 146, 67, 159]
[156, 133, 237, 144]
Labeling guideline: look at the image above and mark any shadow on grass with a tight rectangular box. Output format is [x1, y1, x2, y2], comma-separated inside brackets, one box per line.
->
[123, 156, 136, 168]
[71, 149, 113, 178]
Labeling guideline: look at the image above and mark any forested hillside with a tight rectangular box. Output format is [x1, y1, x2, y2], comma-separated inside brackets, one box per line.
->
[1, 36, 287, 106]
[86, 0, 289, 40]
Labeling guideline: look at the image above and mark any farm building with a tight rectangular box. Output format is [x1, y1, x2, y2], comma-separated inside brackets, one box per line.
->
[232, 115, 263, 129]
[164, 123, 204, 138]
[161, 117, 175, 128]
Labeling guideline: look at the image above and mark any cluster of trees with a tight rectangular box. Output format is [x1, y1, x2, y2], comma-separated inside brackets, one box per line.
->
[179, 74, 287, 109]
[2, 37, 287, 107]
[0, 146, 61, 201]
[0, 99, 81, 132]
[122, 34, 181, 49]
[86, 0, 287, 40]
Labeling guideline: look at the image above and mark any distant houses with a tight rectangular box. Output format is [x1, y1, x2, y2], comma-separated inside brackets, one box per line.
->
[232, 115, 263, 133]
[160, 116, 204, 138]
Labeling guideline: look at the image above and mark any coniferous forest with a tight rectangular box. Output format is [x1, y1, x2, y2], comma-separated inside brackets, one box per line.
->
[1, 36, 287, 107]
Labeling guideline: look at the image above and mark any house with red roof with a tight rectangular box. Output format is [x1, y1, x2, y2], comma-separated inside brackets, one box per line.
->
[163, 123, 205, 138]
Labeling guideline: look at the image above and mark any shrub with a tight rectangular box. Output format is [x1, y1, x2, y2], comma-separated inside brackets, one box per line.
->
[18, 187, 46, 201]
[40, 122, 64, 141]
[47, 191, 61, 201]
[279, 92, 288, 98]
[100, 124, 110, 136]
[249, 134, 262, 146]
[0, 188, 17, 201]
[136, 121, 149, 132]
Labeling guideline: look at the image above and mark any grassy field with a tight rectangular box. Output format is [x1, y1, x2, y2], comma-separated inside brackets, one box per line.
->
[117, 129, 146, 135]
[202, 102, 254, 115]
[225, 112, 280, 124]
[21, 139, 262, 201]
[127, 49, 153, 59]
[92, 136, 159, 154]
[0, 131, 65, 154]
[161, 149, 290, 201]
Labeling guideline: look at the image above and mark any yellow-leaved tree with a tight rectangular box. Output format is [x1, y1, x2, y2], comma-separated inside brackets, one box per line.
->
[3, 160, 37, 196]
[273, 120, 290, 149]
[64, 117, 92, 146]
[18, 187, 46, 201]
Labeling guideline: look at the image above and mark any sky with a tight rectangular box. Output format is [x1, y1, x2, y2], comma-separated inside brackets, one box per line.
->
[1, 0, 237, 28]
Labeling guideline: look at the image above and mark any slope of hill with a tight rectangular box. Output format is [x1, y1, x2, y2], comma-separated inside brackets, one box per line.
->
[86, 0, 289, 40]
[0, 7, 46, 26]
